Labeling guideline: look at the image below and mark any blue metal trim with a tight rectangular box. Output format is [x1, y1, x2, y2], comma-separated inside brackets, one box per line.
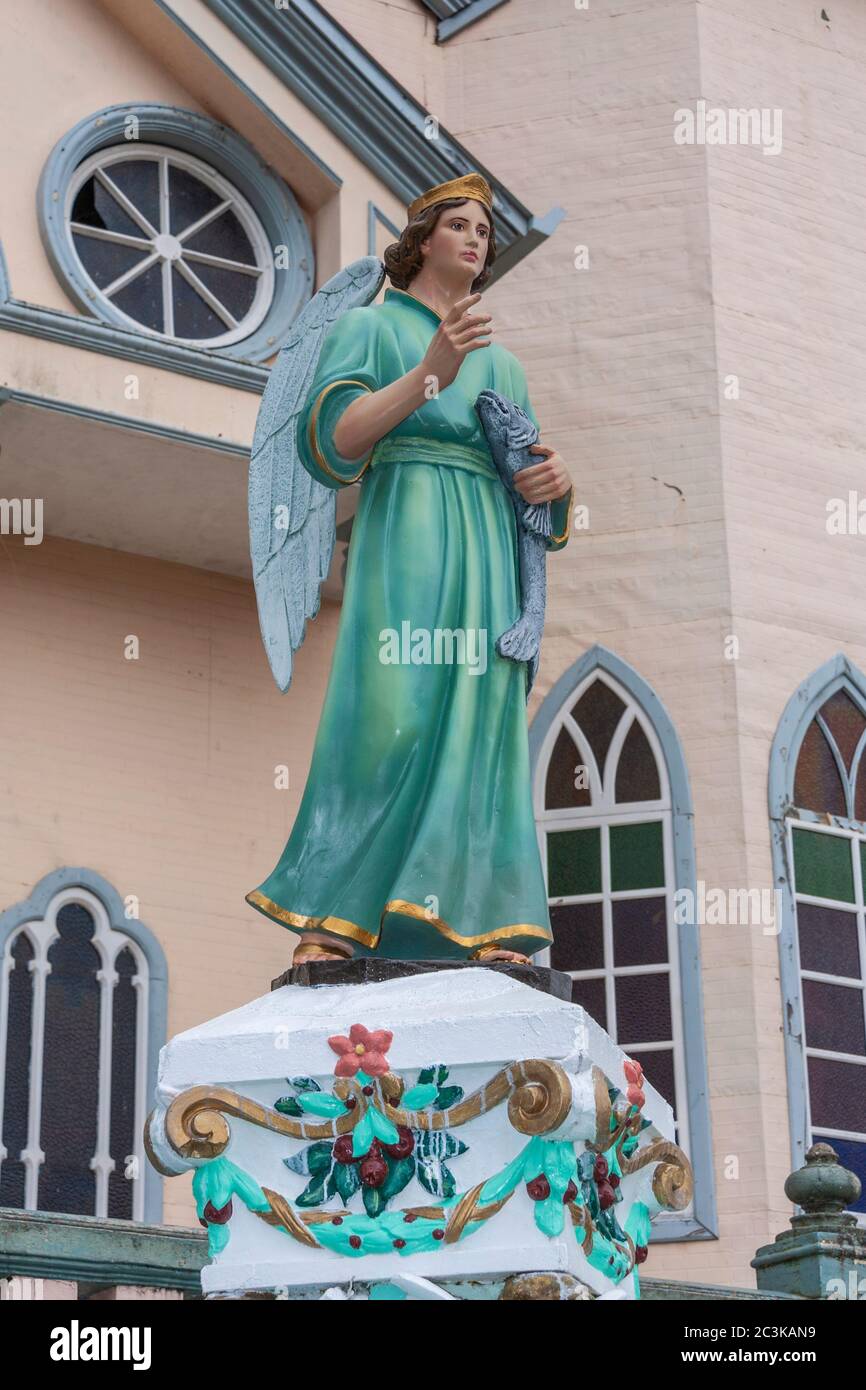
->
[0, 239, 10, 301]
[197, 0, 564, 280]
[36, 103, 313, 363]
[0, 386, 248, 456]
[529, 643, 718, 1241]
[0, 286, 267, 394]
[767, 652, 866, 1178]
[435, 0, 512, 42]
[367, 201, 401, 257]
[149, 0, 342, 192]
[0, 868, 169, 1224]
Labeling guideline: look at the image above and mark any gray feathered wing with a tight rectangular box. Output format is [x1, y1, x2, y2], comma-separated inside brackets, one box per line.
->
[248, 256, 385, 691]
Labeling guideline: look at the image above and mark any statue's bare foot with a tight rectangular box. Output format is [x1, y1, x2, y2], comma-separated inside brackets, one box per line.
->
[293, 938, 354, 964]
[470, 945, 531, 965]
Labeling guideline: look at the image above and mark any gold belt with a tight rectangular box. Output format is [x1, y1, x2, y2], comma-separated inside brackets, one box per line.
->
[370, 435, 499, 482]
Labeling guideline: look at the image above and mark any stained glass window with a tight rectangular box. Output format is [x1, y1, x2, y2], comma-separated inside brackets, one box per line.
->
[789, 685, 866, 1213]
[0, 890, 146, 1220]
[537, 673, 684, 1128]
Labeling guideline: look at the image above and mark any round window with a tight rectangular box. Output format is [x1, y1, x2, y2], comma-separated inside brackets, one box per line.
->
[66, 144, 274, 347]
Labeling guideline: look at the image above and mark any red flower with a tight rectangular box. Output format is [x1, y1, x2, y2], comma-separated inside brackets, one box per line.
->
[327, 1023, 393, 1077]
[623, 1058, 646, 1110]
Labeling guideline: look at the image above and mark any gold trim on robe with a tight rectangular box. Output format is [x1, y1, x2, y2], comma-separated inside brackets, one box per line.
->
[245, 889, 551, 952]
[307, 378, 375, 484]
[549, 482, 574, 547]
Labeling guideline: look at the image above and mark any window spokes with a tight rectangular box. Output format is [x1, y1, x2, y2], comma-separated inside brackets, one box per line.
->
[66, 144, 273, 347]
[97, 166, 159, 239]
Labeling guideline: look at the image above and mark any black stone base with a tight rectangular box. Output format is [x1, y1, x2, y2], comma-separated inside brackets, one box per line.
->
[271, 956, 572, 1000]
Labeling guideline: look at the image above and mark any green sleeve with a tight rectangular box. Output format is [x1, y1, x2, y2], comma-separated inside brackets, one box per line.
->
[507, 354, 572, 552]
[296, 306, 384, 489]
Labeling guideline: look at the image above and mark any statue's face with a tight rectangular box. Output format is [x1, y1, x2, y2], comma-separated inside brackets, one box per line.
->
[420, 199, 491, 283]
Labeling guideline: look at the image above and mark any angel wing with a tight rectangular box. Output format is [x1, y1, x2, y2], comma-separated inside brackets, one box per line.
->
[248, 256, 386, 691]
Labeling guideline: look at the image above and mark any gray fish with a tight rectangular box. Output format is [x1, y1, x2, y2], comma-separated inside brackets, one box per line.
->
[475, 389, 553, 698]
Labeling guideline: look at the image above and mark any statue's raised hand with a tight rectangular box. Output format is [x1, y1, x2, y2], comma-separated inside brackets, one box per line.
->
[421, 292, 493, 392]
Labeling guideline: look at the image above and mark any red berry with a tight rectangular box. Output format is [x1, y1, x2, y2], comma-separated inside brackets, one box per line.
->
[382, 1125, 415, 1160]
[332, 1216, 343, 1225]
[432, 1229, 445, 1240]
[202, 1199, 232, 1225]
[362, 1085, 374, 1096]
[345, 1096, 357, 1110]
[333, 1135, 359, 1165]
[393, 1238, 406, 1249]
[562, 1180, 578, 1204]
[598, 1182, 615, 1210]
[526, 1176, 551, 1201]
[404, 1213, 417, 1223]
[635, 1244, 648, 1265]
[349, 1235, 361, 1250]
[360, 1154, 388, 1188]
[609, 1173, 620, 1189]
[594, 1157, 608, 1181]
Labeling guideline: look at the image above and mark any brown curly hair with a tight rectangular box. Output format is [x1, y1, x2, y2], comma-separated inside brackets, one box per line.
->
[383, 197, 497, 293]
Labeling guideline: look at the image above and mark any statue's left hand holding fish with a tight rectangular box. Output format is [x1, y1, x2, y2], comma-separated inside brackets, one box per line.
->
[513, 443, 571, 504]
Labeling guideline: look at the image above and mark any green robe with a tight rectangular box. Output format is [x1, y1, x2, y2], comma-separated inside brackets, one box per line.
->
[246, 286, 573, 958]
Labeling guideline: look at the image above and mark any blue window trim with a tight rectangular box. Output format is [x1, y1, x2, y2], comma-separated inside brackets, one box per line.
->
[529, 644, 718, 1241]
[0, 243, 267, 393]
[768, 651, 866, 1177]
[419, 0, 512, 43]
[197, 0, 564, 279]
[36, 103, 313, 365]
[367, 202, 401, 257]
[0, 867, 168, 1224]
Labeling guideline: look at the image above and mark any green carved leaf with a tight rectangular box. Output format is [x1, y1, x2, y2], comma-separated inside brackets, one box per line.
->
[402, 1083, 439, 1110]
[436, 1064, 449, 1086]
[283, 1140, 334, 1177]
[295, 1175, 327, 1208]
[417, 1066, 437, 1086]
[363, 1184, 385, 1219]
[413, 1130, 456, 1160]
[274, 1095, 303, 1117]
[434, 1085, 463, 1111]
[535, 1194, 566, 1239]
[368, 1107, 400, 1145]
[479, 1146, 530, 1205]
[296, 1092, 348, 1118]
[381, 1155, 415, 1203]
[352, 1111, 374, 1158]
[416, 1154, 456, 1199]
[289, 1076, 322, 1093]
[334, 1161, 361, 1204]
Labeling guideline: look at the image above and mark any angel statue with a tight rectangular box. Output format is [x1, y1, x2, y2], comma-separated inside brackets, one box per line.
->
[246, 171, 573, 966]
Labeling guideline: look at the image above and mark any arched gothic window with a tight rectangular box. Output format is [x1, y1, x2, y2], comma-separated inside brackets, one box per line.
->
[530, 645, 716, 1240]
[770, 656, 866, 1213]
[0, 870, 167, 1222]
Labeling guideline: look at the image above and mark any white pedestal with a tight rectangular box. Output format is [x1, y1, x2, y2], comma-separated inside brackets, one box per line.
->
[146, 969, 692, 1298]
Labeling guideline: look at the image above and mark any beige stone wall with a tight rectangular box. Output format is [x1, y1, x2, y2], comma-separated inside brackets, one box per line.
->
[698, 0, 866, 1262]
[0, 534, 341, 1227]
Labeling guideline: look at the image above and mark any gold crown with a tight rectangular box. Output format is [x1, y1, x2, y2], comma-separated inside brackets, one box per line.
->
[407, 172, 494, 223]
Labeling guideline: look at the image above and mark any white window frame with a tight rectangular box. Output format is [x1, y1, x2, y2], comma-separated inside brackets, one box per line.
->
[0, 886, 149, 1221]
[67, 143, 274, 348]
[534, 670, 689, 1158]
[786, 816, 866, 1225]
